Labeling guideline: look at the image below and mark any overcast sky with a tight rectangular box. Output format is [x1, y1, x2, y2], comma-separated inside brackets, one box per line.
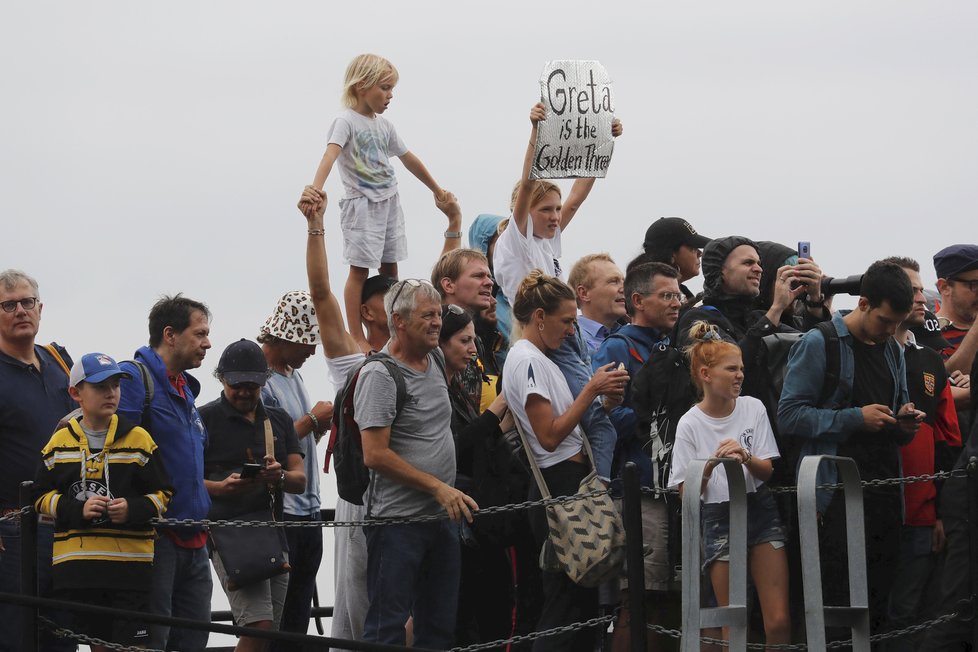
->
[3, 0, 976, 634]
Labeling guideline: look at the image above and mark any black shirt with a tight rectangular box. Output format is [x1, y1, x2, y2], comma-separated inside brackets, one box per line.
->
[199, 394, 302, 516]
[839, 338, 900, 483]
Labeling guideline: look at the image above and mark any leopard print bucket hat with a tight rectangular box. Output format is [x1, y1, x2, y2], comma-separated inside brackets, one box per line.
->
[260, 291, 321, 345]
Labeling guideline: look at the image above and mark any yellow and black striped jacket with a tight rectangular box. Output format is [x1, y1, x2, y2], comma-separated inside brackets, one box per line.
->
[34, 414, 173, 591]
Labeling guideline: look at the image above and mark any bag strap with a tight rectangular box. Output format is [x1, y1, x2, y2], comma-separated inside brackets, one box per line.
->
[42, 344, 70, 376]
[512, 418, 599, 501]
[815, 320, 841, 406]
[264, 418, 275, 458]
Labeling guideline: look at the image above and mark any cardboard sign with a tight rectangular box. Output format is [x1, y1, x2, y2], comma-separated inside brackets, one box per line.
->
[531, 60, 615, 180]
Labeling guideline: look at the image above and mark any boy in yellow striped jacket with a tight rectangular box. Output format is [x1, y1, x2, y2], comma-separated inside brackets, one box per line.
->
[34, 352, 173, 649]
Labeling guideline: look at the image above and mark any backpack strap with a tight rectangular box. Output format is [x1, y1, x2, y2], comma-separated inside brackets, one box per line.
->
[369, 353, 409, 416]
[42, 343, 70, 377]
[604, 332, 645, 365]
[120, 360, 155, 432]
[815, 320, 841, 406]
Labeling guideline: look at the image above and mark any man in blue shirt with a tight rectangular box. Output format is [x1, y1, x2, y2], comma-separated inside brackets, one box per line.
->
[592, 262, 683, 650]
[0, 269, 76, 652]
[568, 253, 626, 352]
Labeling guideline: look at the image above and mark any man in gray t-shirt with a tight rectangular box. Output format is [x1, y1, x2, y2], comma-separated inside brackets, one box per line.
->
[354, 278, 477, 649]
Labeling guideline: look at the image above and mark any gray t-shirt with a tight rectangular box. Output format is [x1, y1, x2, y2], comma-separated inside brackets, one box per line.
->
[353, 347, 455, 518]
[327, 109, 408, 202]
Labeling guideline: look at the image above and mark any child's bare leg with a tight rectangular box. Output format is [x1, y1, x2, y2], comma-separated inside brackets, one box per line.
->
[749, 543, 791, 646]
[345, 265, 371, 353]
[379, 261, 398, 280]
[705, 562, 729, 652]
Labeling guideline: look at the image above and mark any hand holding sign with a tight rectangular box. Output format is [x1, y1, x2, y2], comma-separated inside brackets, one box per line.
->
[532, 60, 617, 180]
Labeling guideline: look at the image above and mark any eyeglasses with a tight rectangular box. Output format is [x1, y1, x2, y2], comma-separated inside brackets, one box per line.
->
[951, 277, 978, 293]
[443, 303, 466, 317]
[0, 297, 38, 313]
[390, 278, 433, 313]
[653, 292, 684, 303]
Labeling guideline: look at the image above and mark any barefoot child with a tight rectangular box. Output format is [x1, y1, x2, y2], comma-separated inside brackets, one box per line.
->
[34, 353, 173, 651]
[303, 53, 447, 352]
[668, 322, 790, 648]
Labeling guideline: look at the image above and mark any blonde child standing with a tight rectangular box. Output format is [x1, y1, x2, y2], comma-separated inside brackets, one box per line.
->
[303, 53, 448, 352]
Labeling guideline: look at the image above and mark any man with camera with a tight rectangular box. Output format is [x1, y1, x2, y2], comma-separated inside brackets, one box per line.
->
[200, 338, 305, 651]
[779, 260, 922, 638]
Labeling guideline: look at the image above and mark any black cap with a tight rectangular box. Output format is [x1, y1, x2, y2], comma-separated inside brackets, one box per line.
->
[934, 244, 978, 280]
[216, 339, 269, 386]
[362, 275, 397, 303]
[909, 309, 951, 352]
[643, 217, 711, 251]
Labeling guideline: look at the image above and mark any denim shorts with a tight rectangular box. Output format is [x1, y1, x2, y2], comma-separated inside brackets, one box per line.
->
[701, 485, 786, 571]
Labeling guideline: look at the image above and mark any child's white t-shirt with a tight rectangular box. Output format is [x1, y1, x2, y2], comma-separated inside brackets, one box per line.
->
[327, 110, 408, 202]
[502, 339, 585, 469]
[492, 215, 563, 303]
[667, 396, 780, 504]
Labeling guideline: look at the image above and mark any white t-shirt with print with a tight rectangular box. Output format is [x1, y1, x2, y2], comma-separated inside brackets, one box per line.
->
[667, 396, 780, 504]
[493, 216, 563, 304]
[502, 339, 584, 469]
[327, 110, 408, 202]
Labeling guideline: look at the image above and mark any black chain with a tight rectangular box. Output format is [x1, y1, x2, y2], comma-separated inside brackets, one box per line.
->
[40, 616, 165, 652]
[450, 613, 615, 652]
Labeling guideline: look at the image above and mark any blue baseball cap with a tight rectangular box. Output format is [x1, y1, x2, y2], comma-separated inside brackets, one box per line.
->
[69, 353, 132, 387]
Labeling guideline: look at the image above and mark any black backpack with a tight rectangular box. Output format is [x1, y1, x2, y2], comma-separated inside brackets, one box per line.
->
[761, 320, 841, 407]
[325, 353, 408, 506]
[608, 333, 696, 493]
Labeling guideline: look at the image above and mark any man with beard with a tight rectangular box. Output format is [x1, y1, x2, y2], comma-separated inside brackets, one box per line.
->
[779, 260, 921, 637]
[201, 339, 305, 651]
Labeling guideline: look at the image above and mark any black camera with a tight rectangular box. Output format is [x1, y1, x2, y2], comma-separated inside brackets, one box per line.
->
[820, 274, 863, 297]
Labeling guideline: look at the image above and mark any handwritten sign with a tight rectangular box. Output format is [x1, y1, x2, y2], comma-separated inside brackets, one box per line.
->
[531, 60, 615, 180]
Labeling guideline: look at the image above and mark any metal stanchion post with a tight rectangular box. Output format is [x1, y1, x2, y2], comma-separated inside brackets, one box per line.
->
[622, 462, 647, 652]
[19, 481, 38, 652]
[968, 457, 977, 615]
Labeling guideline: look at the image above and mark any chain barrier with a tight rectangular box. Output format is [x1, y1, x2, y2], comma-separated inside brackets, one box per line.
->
[0, 505, 31, 523]
[39, 616, 164, 652]
[639, 469, 967, 497]
[450, 613, 615, 652]
[152, 486, 613, 529]
[646, 598, 972, 649]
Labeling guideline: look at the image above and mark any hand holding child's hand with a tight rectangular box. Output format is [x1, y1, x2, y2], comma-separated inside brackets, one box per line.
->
[611, 118, 623, 137]
[107, 498, 129, 524]
[82, 495, 109, 520]
[529, 102, 547, 125]
[298, 186, 326, 221]
[435, 190, 460, 219]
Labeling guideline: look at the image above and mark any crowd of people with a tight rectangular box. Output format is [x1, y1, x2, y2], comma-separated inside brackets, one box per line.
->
[2, 51, 978, 652]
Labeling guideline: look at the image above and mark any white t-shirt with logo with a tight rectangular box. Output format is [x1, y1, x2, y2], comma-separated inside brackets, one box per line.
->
[667, 396, 780, 504]
[327, 110, 408, 202]
[502, 339, 584, 469]
[493, 217, 563, 304]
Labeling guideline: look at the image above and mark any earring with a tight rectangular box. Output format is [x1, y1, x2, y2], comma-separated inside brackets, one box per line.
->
[538, 322, 545, 332]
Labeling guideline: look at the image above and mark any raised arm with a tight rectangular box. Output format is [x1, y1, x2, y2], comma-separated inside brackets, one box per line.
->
[559, 116, 621, 231]
[509, 103, 548, 238]
[300, 186, 360, 359]
[436, 191, 462, 257]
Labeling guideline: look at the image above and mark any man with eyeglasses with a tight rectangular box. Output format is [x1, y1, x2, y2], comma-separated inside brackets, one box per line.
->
[200, 339, 305, 649]
[0, 269, 76, 652]
[934, 245, 978, 375]
[592, 261, 685, 651]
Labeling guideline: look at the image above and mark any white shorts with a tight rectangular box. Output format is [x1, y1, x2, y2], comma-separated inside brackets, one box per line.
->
[339, 194, 408, 269]
[213, 550, 289, 627]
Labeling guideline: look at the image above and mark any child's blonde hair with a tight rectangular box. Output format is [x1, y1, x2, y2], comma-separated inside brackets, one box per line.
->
[510, 180, 561, 213]
[684, 321, 741, 395]
[342, 54, 399, 109]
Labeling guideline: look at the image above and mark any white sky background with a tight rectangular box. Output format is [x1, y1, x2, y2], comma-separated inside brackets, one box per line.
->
[2, 0, 976, 640]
